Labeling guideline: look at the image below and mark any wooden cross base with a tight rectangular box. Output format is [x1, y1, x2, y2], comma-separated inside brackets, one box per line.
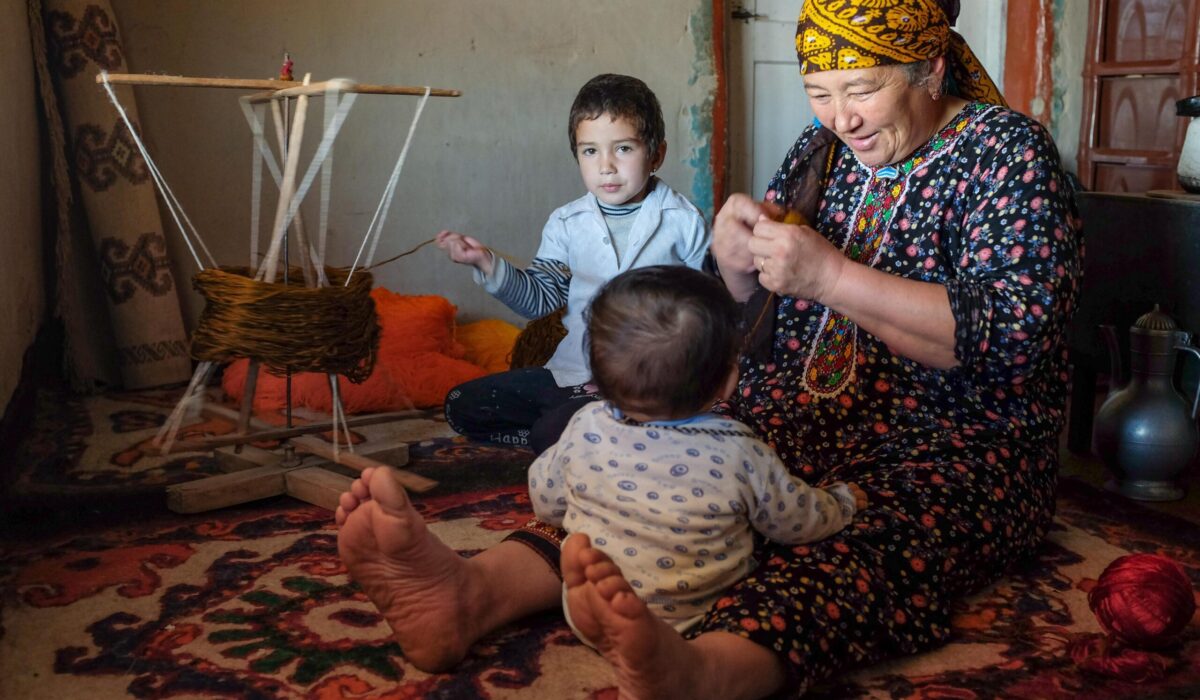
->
[164, 401, 437, 514]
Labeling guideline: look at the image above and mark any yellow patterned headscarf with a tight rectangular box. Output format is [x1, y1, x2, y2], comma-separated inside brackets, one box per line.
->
[797, 0, 1006, 106]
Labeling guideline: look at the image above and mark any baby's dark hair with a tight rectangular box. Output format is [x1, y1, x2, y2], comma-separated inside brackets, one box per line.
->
[585, 265, 741, 419]
[568, 74, 665, 159]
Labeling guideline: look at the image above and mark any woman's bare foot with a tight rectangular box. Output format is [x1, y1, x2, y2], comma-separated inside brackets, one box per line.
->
[562, 535, 786, 700]
[335, 467, 487, 671]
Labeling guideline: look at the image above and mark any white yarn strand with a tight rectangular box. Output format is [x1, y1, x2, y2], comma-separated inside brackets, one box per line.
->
[346, 87, 432, 285]
[362, 87, 431, 269]
[99, 71, 217, 270]
[153, 361, 215, 454]
[238, 98, 285, 184]
[319, 84, 336, 270]
[277, 90, 357, 272]
[248, 102, 265, 268]
[258, 85, 357, 284]
[239, 97, 327, 283]
[327, 374, 354, 459]
[259, 75, 313, 284]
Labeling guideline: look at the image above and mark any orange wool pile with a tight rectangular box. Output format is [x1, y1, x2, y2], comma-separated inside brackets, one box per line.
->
[457, 319, 522, 374]
[221, 289, 519, 412]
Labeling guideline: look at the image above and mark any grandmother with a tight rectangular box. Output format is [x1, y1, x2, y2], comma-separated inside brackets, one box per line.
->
[334, 1, 1083, 697]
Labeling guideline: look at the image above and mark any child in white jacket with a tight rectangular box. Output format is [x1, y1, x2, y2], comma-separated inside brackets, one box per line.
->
[436, 74, 709, 454]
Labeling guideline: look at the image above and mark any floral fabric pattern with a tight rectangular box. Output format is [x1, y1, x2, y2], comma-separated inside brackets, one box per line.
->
[699, 102, 1083, 691]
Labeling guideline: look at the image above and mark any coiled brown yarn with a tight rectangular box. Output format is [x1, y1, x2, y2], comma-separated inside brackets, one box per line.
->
[190, 266, 380, 383]
[509, 307, 567, 369]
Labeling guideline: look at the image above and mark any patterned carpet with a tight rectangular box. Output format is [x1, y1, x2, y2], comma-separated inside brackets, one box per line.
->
[1, 385, 1199, 698]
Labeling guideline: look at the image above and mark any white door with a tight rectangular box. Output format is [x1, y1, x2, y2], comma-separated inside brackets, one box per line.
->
[727, 1, 1007, 201]
[728, 0, 814, 200]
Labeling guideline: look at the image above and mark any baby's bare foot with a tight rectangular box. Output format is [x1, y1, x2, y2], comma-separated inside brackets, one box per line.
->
[562, 534, 718, 700]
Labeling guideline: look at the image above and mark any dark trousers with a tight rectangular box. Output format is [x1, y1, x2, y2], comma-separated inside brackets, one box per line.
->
[443, 367, 597, 454]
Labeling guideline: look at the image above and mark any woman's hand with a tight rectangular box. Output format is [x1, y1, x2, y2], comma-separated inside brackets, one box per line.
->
[747, 217, 959, 369]
[435, 230, 494, 276]
[712, 194, 783, 301]
[746, 216, 846, 303]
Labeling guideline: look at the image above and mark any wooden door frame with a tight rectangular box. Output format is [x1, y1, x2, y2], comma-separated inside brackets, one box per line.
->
[711, 0, 729, 210]
[1004, 0, 1056, 124]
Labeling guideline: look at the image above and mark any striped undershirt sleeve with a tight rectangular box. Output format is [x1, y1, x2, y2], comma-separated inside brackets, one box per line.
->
[489, 256, 572, 319]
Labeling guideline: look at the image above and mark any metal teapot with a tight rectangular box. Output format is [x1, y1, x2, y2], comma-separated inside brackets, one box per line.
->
[1092, 306, 1200, 500]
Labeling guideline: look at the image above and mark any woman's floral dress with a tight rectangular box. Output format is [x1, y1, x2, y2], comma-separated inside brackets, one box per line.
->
[698, 102, 1083, 690]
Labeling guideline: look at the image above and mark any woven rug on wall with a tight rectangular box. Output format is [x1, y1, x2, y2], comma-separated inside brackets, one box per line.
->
[2, 472, 1199, 698]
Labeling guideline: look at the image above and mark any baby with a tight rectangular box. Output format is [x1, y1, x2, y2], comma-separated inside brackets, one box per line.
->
[528, 265, 862, 636]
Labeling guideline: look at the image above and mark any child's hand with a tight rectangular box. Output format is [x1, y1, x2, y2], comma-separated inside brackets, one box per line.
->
[435, 230, 495, 275]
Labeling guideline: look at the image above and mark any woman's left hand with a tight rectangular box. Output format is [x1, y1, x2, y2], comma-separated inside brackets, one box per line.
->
[746, 215, 847, 302]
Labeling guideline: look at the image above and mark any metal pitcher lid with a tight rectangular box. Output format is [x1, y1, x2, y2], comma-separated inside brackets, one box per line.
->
[1134, 304, 1178, 331]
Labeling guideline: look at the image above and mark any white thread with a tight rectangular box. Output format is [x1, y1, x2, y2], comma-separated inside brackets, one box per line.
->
[328, 374, 341, 459]
[319, 84, 336, 272]
[327, 374, 353, 459]
[238, 97, 285, 183]
[99, 71, 217, 270]
[347, 86, 432, 284]
[154, 361, 215, 454]
[240, 97, 327, 283]
[278, 90, 356, 267]
[248, 101, 265, 267]
[258, 81, 356, 284]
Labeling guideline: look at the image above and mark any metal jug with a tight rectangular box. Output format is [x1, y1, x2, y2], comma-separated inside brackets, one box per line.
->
[1092, 306, 1200, 500]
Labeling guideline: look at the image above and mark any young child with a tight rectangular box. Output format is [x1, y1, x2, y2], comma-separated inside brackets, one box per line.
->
[436, 74, 710, 454]
[528, 265, 863, 637]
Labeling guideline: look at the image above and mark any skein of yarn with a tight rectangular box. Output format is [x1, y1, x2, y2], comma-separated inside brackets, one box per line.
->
[1069, 553, 1197, 682]
[1091, 553, 1196, 647]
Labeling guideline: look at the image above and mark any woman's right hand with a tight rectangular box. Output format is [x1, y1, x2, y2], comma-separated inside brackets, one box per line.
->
[712, 194, 783, 301]
[435, 230, 495, 276]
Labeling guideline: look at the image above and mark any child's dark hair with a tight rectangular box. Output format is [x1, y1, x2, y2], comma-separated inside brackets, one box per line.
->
[568, 74, 665, 159]
[585, 266, 741, 419]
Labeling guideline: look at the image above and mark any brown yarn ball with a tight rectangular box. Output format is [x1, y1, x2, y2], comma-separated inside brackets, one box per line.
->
[190, 266, 380, 383]
[509, 307, 567, 369]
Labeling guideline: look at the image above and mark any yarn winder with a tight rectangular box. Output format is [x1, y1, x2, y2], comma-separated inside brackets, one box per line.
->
[95, 67, 461, 514]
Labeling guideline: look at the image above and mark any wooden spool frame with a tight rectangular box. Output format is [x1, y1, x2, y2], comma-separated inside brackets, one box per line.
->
[99, 71, 460, 512]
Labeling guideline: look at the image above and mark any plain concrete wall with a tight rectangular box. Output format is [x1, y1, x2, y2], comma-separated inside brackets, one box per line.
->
[0, 0, 45, 410]
[109, 0, 718, 326]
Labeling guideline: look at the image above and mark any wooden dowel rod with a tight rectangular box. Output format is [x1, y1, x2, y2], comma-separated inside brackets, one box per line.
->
[201, 401, 425, 434]
[351, 83, 458, 97]
[169, 407, 427, 453]
[290, 435, 438, 492]
[236, 360, 260, 452]
[97, 73, 461, 97]
[245, 79, 353, 103]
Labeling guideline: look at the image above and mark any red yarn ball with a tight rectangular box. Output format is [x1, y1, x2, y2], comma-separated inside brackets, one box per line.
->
[1089, 553, 1196, 649]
